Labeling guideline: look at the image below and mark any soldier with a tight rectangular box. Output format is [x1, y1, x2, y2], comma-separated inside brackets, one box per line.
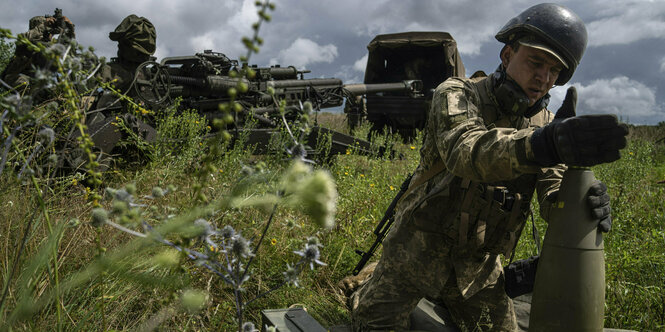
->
[67, 15, 158, 173]
[97, 14, 156, 93]
[1, 10, 76, 88]
[349, 3, 628, 331]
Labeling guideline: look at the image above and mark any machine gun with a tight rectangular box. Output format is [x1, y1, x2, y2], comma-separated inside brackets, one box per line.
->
[129, 50, 423, 157]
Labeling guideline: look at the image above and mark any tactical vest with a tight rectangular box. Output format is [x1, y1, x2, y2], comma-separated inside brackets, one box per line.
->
[411, 76, 544, 257]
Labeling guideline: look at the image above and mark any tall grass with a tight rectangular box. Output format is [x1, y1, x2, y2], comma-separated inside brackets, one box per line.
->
[1, 6, 663, 331]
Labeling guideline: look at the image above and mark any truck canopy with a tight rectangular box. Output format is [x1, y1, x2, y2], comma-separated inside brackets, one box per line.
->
[364, 31, 465, 92]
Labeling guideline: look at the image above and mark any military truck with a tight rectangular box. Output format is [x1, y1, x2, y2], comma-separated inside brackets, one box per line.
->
[346, 31, 466, 140]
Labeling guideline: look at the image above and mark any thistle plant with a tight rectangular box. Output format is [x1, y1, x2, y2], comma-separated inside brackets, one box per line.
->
[87, 153, 336, 330]
[0, 2, 341, 330]
[0, 26, 105, 329]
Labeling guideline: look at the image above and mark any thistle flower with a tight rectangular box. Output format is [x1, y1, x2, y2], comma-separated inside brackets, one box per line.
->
[231, 234, 254, 258]
[111, 200, 128, 215]
[306, 236, 322, 248]
[125, 183, 137, 195]
[294, 244, 327, 270]
[220, 225, 235, 239]
[194, 218, 218, 250]
[151, 186, 164, 198]
[283, 263, 300, 287]
[45, 43, 66, 56]
[114, 188, 133, 203]
[47, 153, 58, 167]
[37, 127, 55, 146]
[91, 208, 109, 227]
[242, 322, 257, 332]
[302, 101, 313, 115]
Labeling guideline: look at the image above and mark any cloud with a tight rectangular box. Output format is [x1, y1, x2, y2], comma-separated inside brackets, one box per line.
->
[353, 54, 367, 72]
[585, 0, 665, 46]
[271, 38, 338, 69]
[661, 56, 665, 73]
[549, 76, 663, 124]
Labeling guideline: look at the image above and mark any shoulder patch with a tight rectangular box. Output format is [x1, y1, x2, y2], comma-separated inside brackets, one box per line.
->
[446, 90, 468, 116]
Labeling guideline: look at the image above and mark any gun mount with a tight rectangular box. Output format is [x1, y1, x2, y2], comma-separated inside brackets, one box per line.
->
[348, 31, 466, 140]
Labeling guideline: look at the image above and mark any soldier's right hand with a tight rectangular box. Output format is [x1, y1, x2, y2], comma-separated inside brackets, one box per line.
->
[529, 87, 629, 167]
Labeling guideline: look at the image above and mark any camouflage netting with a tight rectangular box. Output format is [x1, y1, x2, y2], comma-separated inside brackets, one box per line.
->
[109, 14, 156, 63]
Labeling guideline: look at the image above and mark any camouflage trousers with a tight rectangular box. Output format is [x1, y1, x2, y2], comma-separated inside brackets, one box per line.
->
[350, 213, 517, 331]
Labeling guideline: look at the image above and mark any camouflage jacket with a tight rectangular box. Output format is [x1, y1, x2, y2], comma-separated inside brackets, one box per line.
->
[394, 75, 565, 298]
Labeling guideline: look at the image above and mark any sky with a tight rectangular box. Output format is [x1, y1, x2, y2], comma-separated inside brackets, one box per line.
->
[2, 0, 664, 125]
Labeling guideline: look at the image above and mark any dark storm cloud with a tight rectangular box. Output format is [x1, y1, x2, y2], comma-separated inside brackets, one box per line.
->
[1, 0, 663, 124]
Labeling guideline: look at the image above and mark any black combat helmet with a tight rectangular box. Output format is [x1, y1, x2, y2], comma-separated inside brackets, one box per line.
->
[495, 3, 587, 85]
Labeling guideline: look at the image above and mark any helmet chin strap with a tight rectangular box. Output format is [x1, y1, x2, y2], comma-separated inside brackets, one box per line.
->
[491, 65, 550, 118]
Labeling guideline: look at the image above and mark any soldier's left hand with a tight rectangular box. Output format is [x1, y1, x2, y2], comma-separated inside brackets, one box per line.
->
[587, 180, 612, 232]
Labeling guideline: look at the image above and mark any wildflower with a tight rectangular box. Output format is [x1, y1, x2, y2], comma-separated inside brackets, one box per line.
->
[344, 172, 349, 175]
[91, 208, 109, 227]
[283, 263, 300, 287]
[370, 183, 375, 187]
[297, 170, 337, 229]
[345, 150, 351, 155]
[270, 238, 277, 246]
[360, 174, 364, 177]
[390, 185, 395, 191]
[72, 178, 78, 186]
[410, 146, 416, 150]
[294, 244, 327, 270]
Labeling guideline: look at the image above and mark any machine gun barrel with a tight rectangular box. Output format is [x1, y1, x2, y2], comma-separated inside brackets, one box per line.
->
[343, 80, 423, 97]
[170, 75, 250, 97]
[266, 78, 343, 89]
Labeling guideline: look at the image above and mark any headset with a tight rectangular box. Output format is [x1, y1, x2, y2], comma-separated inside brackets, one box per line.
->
[491, 66, 550, 118]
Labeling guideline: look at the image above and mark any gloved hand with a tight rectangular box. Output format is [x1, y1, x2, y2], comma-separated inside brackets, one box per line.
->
[587, 180, 612, 232]
[530, 86, 629, 167]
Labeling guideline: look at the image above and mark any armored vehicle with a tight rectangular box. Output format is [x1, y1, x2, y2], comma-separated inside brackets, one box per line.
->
[346, 31, 466, 139]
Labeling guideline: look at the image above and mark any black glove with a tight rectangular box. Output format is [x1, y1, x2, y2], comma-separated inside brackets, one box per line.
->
[530, 87, 629, 167]
[587, 181, 612, 232]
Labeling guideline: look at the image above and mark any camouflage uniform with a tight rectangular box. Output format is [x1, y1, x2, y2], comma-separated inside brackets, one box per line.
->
[351, 75, 565, 331]
[1, 15, 75, 88]
[97, 14, 156, 93]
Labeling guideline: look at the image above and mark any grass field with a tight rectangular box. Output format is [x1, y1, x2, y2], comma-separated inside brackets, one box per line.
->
[0, 110, 663, 331]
